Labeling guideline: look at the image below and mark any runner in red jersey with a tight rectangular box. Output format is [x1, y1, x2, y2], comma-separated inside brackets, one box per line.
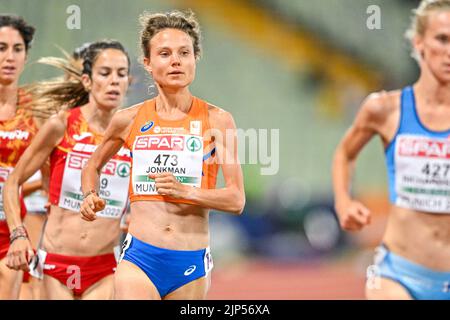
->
[18, 43, 94, 300]
[4, 40, 131, 299]
[0, 15, 42, 300]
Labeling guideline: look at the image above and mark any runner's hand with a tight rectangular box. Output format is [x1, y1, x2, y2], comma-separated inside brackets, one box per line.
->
[80, 193, 105, 221]
[6, 238, 34, 272]
[335, 199, 371, 231]
[149, 172, 189, 199]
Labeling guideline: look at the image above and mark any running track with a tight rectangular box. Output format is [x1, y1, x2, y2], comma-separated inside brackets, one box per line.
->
[207, 259, 366, 300]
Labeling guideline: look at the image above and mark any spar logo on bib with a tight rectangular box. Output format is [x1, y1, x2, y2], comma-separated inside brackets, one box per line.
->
[398, 136, 450, 159]
[68, 153, 117, 175]
[140, 121, 154, 133]
[186, 137, 201, 152]
[135, 135, 184, 151]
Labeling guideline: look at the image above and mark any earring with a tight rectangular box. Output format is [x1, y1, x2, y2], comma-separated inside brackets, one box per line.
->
[148, 84, 156, 97]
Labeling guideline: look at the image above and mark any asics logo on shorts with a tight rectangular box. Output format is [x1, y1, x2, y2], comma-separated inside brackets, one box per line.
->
[118, 234, 133, 263]
[184, 265, 196, 276]
[121, 239, 129, 252]
[118, 239, 129, 263]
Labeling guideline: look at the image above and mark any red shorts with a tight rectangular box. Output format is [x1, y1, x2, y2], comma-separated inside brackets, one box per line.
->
[0, 196, 33, 284]
[0, 234, 8, 261]
[40, 250, 116, 297]
[23, 270, 30, 283]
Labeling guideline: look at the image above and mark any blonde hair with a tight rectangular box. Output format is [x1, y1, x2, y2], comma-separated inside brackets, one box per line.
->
[405, 0, 450, 61]
[139, 9, 202, 61]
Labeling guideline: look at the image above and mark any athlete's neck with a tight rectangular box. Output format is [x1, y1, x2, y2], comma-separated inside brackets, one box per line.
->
[155, 88, 193, 114]
[0, 83, 18, 109]
[415, 72, 450, 107]
[81, 101, 116, 133]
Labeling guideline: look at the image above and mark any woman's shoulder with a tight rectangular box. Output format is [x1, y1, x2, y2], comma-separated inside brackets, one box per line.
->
[34, 109, 69, 137]
[110, 101, 148, 133]
[359, 89, 402, 121]
[200, 100, 236, 130]
[117, 101, 146, 119]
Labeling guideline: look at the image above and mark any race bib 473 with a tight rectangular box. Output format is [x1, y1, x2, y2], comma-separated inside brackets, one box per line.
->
[132, 134, 203, 195]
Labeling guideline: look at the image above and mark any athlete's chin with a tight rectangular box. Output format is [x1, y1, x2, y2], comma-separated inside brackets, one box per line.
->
[0, 76, 17, 86]
[430, 66, 450, 81]
[160, 81, 193, 90]
[98, 101, 122, 110]
[435, 74, 450, 84]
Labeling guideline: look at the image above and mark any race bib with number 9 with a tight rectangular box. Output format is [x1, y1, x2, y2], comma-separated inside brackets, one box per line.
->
[58, 152, 130, 219]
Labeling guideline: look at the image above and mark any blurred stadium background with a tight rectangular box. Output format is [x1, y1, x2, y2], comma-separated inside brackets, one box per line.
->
[2, 0, 422, 299]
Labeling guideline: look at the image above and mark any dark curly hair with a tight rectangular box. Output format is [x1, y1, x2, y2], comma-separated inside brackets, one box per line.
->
[0, 15, 36, 52]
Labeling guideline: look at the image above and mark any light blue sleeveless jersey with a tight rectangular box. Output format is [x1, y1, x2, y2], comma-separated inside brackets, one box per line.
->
[385, 86, 450, 213]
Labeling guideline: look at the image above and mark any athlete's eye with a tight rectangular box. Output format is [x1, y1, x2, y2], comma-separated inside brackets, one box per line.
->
[436, 34, 449, 43]
[0, 45, 6, 52]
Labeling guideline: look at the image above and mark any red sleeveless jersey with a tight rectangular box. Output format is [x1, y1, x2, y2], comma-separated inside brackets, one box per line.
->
[49, 107, 132, 219]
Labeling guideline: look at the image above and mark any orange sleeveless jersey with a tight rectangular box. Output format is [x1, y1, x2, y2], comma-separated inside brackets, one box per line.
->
[124, 97, 219, 205]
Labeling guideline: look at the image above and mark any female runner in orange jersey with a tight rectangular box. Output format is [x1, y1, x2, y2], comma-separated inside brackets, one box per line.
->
[80, 10, 245, 300]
